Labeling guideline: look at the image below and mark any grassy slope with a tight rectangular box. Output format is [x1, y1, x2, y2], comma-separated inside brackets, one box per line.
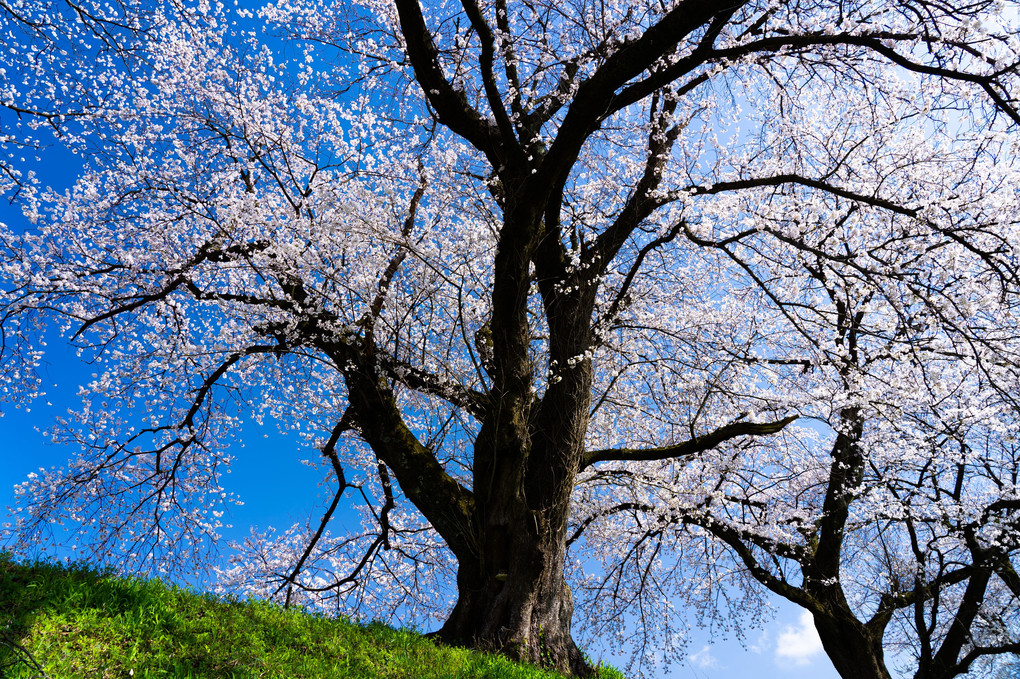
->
[0, 555, 623, 679]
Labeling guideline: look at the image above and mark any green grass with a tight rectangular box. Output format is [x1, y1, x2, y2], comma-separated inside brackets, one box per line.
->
[0, 554, 623, 679]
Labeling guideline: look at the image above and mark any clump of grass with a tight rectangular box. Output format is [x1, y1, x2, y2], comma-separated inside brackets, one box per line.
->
[0, 553, 624, 679]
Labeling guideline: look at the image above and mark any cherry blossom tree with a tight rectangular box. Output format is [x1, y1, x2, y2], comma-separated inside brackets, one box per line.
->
[2, 0, 1020, 676]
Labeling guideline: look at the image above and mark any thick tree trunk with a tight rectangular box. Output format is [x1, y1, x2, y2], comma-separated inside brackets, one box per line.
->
[805, 406, 891, 679]
[345, 351, 592, 676]
[437, 518, 592, 677]
[426, 193, 596, 676]
[812, 610, 892, 679]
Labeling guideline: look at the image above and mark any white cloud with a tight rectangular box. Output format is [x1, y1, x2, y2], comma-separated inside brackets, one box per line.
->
[775, 611, 824, 666]
[690, 645, 720, 669]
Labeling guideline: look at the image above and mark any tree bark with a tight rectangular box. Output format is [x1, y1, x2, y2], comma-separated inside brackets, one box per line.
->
[434, 357, 595, 675]
[812, 610, 892, 679]
[437, 508, 592, 677]
[342, 334, 593, 676]
[420, 183, 597, 675]
[805, 582, 892, 679]
[805, 406, 893, 679]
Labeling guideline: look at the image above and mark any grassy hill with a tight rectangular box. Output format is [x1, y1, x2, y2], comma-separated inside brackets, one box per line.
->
[0, 554, 623, 679]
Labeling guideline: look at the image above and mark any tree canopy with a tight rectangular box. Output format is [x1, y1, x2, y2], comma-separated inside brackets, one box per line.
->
[2, 1, 1020, 677]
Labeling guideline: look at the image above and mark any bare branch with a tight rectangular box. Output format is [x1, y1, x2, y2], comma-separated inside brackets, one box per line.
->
[582, 415, 797, 469]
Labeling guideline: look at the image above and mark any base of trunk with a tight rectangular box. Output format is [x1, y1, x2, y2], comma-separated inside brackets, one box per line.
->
[435, 570, 593, 677]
